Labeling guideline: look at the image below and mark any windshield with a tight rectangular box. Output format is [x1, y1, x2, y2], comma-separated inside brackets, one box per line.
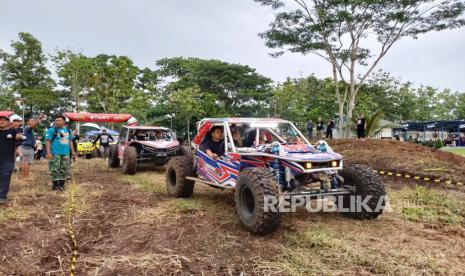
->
[230, 122, 307, 148]
[130, 129, 173, 141]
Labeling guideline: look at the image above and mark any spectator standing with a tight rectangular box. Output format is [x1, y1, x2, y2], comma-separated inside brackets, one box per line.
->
[19, 118, 38, 179]
[10, 115, 23, 172]
[326, 120, 335, 139]
[35, 135, 44, 160]
[45, 116, 76, 191]
[316, 117, 324, 139]
[10, 115, 23, 131]
[356, 113, 367, 140]
[93, 129, 114, 159]
[0, 115, 23, 204]
[306, 120, 314, 139]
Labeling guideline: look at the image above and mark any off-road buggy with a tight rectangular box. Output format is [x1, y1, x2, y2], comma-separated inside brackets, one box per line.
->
[108, 125, 183, 175]
[165, 118, 386, 235]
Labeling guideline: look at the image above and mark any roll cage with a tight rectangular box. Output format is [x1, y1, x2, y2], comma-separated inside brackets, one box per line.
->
[193, 118, 312, 154]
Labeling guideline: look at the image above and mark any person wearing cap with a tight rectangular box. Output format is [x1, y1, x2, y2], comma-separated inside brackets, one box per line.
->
[0, 115, 23, 204]
[19, 118, 38, 179]
[45, 115, 76, 191]
[9, 114, 23, 130]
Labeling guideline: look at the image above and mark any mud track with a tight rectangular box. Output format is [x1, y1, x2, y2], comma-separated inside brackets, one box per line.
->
[1, 157, 465, 275]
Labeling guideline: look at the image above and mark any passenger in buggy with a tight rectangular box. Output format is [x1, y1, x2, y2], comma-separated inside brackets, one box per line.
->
[201, 126, 224, 160]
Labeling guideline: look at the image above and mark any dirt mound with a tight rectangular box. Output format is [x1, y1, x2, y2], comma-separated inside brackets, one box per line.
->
[329, 139, 465, 184]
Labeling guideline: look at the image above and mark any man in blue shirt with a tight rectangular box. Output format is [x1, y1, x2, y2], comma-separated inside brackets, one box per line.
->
[45, 115, 76, 191]
[20, 118, 38, 179]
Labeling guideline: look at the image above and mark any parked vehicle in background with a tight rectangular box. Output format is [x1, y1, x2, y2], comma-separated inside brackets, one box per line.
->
[108, 126, 185, 175]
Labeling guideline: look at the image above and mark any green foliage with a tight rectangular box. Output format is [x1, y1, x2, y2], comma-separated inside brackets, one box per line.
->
[156, 57, 273, 116]
[0, 86, 14, 110]
[272, 76, 337, 125]
[434, 139, 444, 149]
[53, 50, 95, 112]
[1, 31, 464, 134]
[86, 54, 140, 113]
[0, 32, 56, 116]
[255, 0, 465, 135]
[365, 109, 386, 138]
[53, 51, 157, 124]
[168, 86, 212, 140]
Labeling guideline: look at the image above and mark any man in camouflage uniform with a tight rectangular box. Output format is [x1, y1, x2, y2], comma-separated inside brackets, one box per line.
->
[45, 115, 76, 191]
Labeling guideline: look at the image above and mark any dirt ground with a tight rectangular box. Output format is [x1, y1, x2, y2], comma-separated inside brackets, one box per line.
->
[1, 142, 465, 275]
[330, 139, 465, 184]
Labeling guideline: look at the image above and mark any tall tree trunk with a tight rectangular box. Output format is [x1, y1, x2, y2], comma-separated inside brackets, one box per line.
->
[187, 117, 191, 145]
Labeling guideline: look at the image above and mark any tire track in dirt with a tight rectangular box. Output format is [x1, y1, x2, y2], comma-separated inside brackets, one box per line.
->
[70, 161, 281, 275]
[0, 162, 75, 275]
[2, 159, 465, 275]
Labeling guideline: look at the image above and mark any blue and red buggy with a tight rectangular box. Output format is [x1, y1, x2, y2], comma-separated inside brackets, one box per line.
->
[165, 118, 386, 235]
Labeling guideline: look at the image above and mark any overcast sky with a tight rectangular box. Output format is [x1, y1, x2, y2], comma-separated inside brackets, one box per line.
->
[1, 0, 464, 91]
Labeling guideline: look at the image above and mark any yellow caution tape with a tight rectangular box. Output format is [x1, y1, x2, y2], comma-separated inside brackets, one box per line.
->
[373, 169, 464, 187]
[67, 175, 78, 276]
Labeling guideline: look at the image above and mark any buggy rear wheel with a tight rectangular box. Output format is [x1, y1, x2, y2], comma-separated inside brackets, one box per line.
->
[122, 147, 137, 175]
[338, 164, 386, 219]
[235, 168, 281, 235]
[108, 144, 120, 168]
[165, 155, 195, 198]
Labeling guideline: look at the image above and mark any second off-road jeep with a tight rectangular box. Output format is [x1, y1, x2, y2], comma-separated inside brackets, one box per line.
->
[165, 118, 386, 235]
[108, 125, 183, 175]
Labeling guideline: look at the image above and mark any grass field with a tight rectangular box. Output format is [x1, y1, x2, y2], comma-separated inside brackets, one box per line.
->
[441, 147, 465, 157]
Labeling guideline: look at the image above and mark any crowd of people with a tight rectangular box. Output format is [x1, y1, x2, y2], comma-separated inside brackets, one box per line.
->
[0, 114, 78, 204]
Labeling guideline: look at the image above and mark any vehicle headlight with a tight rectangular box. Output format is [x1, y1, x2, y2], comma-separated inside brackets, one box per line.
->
[331, 161, 339, 167]
[305, 163, 312, 169]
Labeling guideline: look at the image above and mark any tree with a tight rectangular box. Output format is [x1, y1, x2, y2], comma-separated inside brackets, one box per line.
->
[434, 89, 459, 120]
[156, 57, 273, 116]
[0, 32, 56, 115]
[168, 86, 210, 143]
[412, 86, 438, 121]
[272, 76, 337, 126]
[254, 0, 465, 136]
[457, 93, 465, 119]
[364, 109, 387, 138]
[0, 85, 14, 111]
[87, 55, 140, 113]
[53, 50, 94, 112]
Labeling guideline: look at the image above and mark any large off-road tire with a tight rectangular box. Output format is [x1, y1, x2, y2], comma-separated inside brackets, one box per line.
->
[108, 144, 120, 168]
[235, 168, 281, 235]
[338, 164, 386, 220]
[165, 155, 195, 198]
[122, 146, 137, 175]
[179, 146, 192, 157]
